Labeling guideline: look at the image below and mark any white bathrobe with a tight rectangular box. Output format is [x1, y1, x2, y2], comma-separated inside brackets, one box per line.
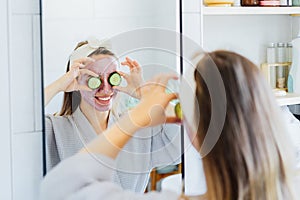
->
[45, 107, 181, 193]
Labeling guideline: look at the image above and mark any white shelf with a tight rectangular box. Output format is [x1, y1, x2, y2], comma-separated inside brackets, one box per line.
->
[203, 7, 300, 15]
[276, 93, 300, 106]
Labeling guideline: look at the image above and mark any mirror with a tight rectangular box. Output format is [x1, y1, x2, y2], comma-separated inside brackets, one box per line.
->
[43, 0, 177, 114]
[42, 0, 205, 195]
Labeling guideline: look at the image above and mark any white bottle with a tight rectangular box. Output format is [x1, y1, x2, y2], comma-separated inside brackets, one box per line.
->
[288, 23, 300, 94]
[267, 42, 276, 64]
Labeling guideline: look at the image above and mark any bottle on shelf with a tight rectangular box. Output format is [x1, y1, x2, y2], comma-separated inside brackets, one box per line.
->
[262, 41, 291, 90]
[288, 19, 300, 94]
[233, 0, 241, 6]
[277, 42, 287, 63]
[277, 66, 286, 89]
[204, 0, 234, 6]
[265, 43, 277, 88]
[259, 0, 280, 6]
[241, 0, 260, 6]
[287, 42, 293, 63]
[267, 42, 276, 64]
[280, 0, 292, 6]
[293, 0, 300, 6]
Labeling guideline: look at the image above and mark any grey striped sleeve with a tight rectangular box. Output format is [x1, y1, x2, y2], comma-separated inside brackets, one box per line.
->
[151, 124, 181, 167]
[45, 115, 61, 172]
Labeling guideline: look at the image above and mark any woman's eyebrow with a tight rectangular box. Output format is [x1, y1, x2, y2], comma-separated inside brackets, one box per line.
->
[105, 71, 117, 75]
[98, 71, 117, 77]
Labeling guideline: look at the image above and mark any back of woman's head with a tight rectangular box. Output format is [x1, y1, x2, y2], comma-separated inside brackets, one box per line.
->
[194, 50, 296, 200]
[58, 41, 115, 116]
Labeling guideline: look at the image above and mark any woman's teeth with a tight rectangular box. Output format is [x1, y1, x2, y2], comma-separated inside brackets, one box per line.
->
[96, 96, 110, 101]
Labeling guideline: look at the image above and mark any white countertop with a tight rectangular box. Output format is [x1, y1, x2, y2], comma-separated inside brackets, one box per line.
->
[276, 93, 300, 106]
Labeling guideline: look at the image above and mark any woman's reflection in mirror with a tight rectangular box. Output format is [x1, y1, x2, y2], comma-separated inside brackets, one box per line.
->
[44, 38, 181, 193]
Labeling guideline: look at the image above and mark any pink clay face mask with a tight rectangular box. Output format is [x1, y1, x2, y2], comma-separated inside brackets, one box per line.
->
[78, 57, 119, 112]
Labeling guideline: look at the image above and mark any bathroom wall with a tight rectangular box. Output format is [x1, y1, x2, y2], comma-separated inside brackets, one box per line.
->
[0, 1, 177, 199]
[0, 1, 199, 199]
[0, 0, 43, 199]
[203, 15, 292, 66]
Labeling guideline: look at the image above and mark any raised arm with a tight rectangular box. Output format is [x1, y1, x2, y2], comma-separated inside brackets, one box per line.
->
[80, 73, 179, 158]
[40, 74, 180, 200]
[115, 57, 180, 121]
[113, 57, 144, 99]
[44, 57, 97, 106]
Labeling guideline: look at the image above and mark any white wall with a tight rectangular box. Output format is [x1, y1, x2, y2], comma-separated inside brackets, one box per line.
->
[0, 1, 178, 199]
[43, 0, 177, 114]
[0, 0, 12, 198]
[203, 15, 292, 66]
[182, 2, 293, 67]
[0, 0, 43, 199]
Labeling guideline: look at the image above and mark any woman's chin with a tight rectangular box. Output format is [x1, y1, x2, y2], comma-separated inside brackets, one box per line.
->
[84, 100, 111, 112]
[93, 102, 112, 112]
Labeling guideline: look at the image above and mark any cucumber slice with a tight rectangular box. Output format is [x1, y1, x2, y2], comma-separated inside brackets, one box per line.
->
[88, 77, 101, 89]
[174, 102, 183, 120]
[109, 72, 122, 86]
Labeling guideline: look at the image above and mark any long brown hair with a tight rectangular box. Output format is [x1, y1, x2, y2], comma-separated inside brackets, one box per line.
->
[194, 50, 296, 200]
[58, 41, 115, 116]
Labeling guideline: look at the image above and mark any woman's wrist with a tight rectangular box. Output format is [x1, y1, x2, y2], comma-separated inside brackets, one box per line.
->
[133, 88, 142, 100]
[56, 74, 70, 92]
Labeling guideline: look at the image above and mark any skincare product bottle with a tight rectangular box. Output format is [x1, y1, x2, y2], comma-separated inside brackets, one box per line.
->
[267, 42, 276, 63]
[277, 42, 287, 63]
[287, 42, 293, 63]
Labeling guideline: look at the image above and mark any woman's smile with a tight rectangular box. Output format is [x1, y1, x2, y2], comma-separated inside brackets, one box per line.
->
[94, 94, 113, 105]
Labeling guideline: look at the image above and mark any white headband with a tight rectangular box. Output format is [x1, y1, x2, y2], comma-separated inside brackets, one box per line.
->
[69, 37, 112, 65]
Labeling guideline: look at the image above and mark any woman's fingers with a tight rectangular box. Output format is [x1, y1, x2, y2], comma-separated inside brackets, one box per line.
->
[121, 57, 141, 72]
[73, 57, 95, 67]
[79, 69, 98, 77]
[159, 73, 178, 85]
[165, 117, 182, 124]
[117, 71, 131, 82]
[71, 63, 83, 70]
[146, 73, 178, 92]
[166, 92, 178, 102]
[156, 74, 179, 92]
[121, 61, 133, 69]
[125, 57, 134, 68]
[128, 57, 141, 69]
[132, 60, 140, 68]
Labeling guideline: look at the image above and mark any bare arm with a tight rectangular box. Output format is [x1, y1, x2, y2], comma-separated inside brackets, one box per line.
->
[80, 73, 179, 159]
[114, 57, 144, 99]
[40, 74, 183, 200]
[44, 57, 96, 106]
[44, 75, 65, 106]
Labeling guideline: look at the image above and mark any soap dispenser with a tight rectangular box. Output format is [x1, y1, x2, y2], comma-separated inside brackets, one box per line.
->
[288, 18, 300, 94]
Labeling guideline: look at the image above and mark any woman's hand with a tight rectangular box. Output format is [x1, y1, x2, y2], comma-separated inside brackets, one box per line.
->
[44, 57, 97, 106]
[80, 73, 179, 159]
[129, 73, 179, 129]
[113, 57, 144, 99]
[61, 57, 97, 92]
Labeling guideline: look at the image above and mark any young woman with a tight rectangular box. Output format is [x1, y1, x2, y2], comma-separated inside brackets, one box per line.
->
[44, 38, 181, 193]
[41, 50, 299, 199]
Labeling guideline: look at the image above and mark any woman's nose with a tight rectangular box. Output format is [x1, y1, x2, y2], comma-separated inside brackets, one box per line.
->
[100, 78, 112, 94]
